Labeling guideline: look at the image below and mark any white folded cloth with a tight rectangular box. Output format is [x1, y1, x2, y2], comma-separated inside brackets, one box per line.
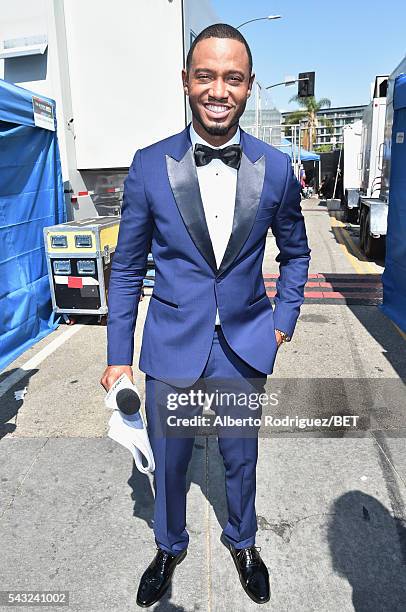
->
[104, 374, 155, 474]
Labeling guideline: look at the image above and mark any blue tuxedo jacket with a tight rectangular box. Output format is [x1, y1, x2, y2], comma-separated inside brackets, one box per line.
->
[107, 124, 311, 387]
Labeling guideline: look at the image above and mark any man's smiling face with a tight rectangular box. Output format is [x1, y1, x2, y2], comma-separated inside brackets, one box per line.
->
[182, 37, 255, 145]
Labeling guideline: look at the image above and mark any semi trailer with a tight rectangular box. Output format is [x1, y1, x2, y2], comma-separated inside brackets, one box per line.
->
[357, 75, 388, 258]
[343, 59, 406, 259]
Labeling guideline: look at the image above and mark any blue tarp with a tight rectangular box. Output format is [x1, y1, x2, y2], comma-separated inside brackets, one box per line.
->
[276, 137, 320, 161]
[381, 73, 406, 333]
[0, 79, 66, 372]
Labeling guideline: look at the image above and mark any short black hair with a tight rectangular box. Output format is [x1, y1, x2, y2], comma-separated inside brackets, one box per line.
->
[185, 23, 253, 75]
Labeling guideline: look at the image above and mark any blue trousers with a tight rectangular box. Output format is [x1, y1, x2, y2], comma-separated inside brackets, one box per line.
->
[145, 326, 267, 555]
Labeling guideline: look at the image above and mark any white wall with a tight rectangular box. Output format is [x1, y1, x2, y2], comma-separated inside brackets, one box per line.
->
[63, 0, 186, 168]
[0, 0, 218, 172]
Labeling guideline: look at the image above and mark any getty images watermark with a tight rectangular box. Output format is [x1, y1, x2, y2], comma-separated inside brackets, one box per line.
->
[165, 389, 359, 428]
[148, 379, 366, 438]
[166, 388, 280, 411]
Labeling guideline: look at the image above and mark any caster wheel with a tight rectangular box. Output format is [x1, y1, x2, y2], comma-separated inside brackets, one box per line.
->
[62, 313, 76, 325]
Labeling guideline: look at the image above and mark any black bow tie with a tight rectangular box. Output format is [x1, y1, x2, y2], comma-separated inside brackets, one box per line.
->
[194, 143, 242, 170]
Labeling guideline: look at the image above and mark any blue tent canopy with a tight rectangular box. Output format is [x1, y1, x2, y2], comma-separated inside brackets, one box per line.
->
[381, 73, 406, 333]
[276, 137, 320, 161]
[0, 79, 66, 372]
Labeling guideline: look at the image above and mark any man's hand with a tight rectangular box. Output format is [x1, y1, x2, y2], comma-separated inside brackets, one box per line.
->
[275, 330, 284, 348]
[100, 365, 134, 392]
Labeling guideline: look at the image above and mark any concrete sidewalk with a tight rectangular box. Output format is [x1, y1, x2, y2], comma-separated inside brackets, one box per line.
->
[1, 432, 406, 611]
[1, 201, 406, 611]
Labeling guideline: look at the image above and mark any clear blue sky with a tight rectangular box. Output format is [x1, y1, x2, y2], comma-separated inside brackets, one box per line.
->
[211, 0, 406, 111]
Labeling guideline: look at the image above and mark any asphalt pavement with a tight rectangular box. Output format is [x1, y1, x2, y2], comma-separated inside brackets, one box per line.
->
[1, 198, 406, 611]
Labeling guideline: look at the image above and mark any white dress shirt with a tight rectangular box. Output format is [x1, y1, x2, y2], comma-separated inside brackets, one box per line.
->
[189, 122, 240, 325]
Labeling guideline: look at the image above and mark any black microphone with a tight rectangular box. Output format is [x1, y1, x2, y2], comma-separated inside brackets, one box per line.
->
[115, 387, 141, 416]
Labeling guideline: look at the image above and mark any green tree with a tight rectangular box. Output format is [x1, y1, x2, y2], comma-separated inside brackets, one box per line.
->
[284, 96, 332, 149]
[313, 144, 333, 153]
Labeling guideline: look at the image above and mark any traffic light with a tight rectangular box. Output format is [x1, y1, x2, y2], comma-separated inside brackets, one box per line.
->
[298, 72, 315, 97]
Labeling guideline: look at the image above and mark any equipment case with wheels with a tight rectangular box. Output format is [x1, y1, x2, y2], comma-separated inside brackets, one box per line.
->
[43, 216, 120, 316]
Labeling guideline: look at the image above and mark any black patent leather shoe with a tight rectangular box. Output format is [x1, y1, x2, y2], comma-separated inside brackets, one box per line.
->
[220, 534, 270, 604]
[136, 546, 187, 607]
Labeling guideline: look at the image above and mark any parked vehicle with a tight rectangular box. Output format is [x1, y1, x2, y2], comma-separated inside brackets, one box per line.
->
[342, 59, 406, 259]
[357, 75, 388, 257]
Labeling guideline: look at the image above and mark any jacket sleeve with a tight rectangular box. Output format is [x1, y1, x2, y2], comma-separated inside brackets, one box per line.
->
[270, 154, 311, 339]
[107, 149, 153, 365]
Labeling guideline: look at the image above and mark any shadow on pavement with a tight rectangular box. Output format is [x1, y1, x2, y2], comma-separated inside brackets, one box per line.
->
[128, 459, 155, 529]
[0, 368, 39, 439]
[328, 490, 406, 612]
[349, 306, 406, 380]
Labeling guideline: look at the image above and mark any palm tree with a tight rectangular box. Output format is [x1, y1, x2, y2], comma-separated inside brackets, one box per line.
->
[284, 95, 332, 150]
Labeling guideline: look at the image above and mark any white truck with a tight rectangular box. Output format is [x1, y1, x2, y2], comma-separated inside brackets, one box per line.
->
[348, 61, 406, 259]
[359, 61, 406, 258]
[0, 0, 217, 220]
[341, 77, 387, 231]
[356, 75, 388, 257]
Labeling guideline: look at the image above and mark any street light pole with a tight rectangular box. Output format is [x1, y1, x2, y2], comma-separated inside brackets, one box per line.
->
[235, 16, 283, 141]
[255, 81, 262, 138]
[236, 15, 282, 29]
[265, 77, 309, 90]
[236, 16, 282, 140]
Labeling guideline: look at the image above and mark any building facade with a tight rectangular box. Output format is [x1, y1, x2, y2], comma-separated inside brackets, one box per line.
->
[282, 104, 366, 148]
[240, 107, 282, 146]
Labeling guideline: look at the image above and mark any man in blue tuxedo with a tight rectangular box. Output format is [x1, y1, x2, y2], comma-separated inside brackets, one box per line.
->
[101, 23, 310, 607]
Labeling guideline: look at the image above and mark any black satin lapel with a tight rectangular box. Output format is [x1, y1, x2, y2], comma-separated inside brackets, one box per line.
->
[166, 149, 217, 273]
[217, 152, 266, 277]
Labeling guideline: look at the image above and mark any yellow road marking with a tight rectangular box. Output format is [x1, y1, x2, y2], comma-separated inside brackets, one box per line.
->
[339, 229, 378, 274]
[392, 321, 406, 342]
[330, 218, 368, 274]
[334, 218, 378, 273]
[330, 217, 378, 275]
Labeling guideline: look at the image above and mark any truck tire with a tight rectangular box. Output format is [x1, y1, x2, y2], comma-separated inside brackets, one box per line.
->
[364, 210, 385, 259]
[346, 207, 359, 224]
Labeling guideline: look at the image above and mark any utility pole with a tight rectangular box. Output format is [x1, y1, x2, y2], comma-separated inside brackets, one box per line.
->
[255, 81, 262, 138]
